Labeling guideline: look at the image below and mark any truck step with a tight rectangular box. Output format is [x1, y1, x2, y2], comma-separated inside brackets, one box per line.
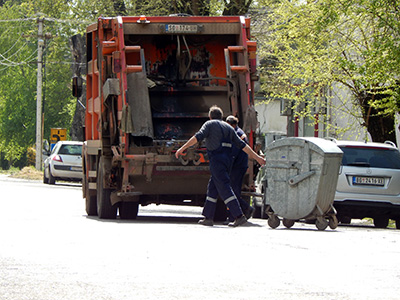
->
[125, 46, 141, 52]
[126, 65, 143, 73]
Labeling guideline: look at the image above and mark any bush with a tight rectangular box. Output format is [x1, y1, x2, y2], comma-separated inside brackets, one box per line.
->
[26, 147, 36, 166]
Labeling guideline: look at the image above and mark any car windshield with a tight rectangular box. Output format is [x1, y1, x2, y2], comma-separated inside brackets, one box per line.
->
[58, 144, 82, 156]
[340, 146, 400, 169]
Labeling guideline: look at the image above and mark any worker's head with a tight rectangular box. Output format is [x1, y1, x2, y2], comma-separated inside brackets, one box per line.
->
[209, 105, 223, 120]
[226, 115, 238, 128]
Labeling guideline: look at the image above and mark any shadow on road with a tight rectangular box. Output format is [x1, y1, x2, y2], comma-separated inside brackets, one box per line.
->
[52, 182, 82, 188]
[85, 215, 263, 227]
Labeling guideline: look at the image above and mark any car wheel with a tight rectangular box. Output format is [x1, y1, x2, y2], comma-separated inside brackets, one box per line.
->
[48, 167, 56, 184]
[373, 217, 389, 229]
[97, 157, 117, 219]
[43, 168, 49, 184]
[339, 216, 351, 224]
[395, 219, 400, 230]
[119, 202, 139, 220]
[253, 205, 261, 218]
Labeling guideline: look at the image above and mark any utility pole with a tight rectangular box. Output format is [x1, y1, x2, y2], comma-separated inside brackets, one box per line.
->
[35, 18, 45, 170]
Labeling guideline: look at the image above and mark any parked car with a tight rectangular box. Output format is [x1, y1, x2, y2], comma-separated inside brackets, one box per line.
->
[43, 141, 83, 184]
[333, 140, 400, 229]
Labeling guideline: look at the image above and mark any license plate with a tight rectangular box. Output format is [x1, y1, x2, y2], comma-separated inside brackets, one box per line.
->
[70, 167, 82, 171]
[352, 176, 384, 186]
[165, 24, 198, 33]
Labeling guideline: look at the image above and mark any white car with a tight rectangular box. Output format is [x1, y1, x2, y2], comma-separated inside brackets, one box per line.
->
[333, 140, 400, 229]
[43, 141, 83, 184]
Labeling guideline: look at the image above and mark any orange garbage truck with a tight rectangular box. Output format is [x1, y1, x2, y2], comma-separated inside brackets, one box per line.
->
[76, 15, 259, 219]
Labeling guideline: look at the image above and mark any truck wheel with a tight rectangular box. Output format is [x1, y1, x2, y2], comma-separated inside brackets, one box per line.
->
[82, 174, 97, 216]
[373, 217, 388, 229]
[48, 167, 56, 184]
[119, 202, 139, 220]
[97, 157, 117, 219]
[86, 194, 97, 216]
[395, 219, 400, 230]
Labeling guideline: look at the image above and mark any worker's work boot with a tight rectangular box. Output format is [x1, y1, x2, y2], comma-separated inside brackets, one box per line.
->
[228, 215, 247, 227]
[198, 218, 214, 226]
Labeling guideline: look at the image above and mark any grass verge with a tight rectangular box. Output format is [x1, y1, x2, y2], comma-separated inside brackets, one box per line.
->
[1, 166, 43, 180]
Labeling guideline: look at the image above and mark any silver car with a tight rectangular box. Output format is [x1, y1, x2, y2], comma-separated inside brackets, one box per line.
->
[43, 141, 83, 184]
[333, 140, 400, 229]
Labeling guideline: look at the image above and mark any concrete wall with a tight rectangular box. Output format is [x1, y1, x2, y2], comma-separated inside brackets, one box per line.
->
[255, 100, 287, 134]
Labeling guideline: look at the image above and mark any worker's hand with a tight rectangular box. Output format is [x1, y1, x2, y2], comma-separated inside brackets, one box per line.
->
[256, 155, 266, 166]
[175, 147, 184, 159]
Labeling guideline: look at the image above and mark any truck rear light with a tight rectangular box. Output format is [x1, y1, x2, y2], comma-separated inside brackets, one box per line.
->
[112, 51, 121, 73]
[52, 155, 63, 162]
[137, 15, 150, 24]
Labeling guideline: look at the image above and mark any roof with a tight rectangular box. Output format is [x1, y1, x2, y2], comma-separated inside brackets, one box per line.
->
[329, 139, 398, 150]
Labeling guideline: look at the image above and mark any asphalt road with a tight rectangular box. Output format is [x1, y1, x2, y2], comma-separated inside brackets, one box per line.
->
[0, 174, 399, 300]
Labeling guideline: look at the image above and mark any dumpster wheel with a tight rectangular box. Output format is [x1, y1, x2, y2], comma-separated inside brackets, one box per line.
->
[328, 214, 338, 229]
[282, 218, 295, 228]
[268, 215, 280, 229]
[315, 217, 328, 231]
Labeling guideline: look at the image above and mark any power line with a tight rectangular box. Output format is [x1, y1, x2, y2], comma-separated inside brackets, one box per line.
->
[0, 17, 92, 24]
[0, 49, 38, 67]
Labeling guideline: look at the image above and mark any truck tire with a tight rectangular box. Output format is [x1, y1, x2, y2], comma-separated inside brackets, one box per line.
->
[86, 194, 97, 216]
[119, 202, 139, 220]
[84, 178, 97, 216]
[97, 157, 117, 219]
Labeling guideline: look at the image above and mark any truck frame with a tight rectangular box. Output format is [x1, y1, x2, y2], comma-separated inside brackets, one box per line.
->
[78, 15, 259, 219]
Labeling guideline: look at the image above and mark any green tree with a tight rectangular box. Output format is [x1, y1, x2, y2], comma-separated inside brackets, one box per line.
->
[0, 0, 255, 168]
[0, 1, 78, 167]
[255, 0, 400, 142]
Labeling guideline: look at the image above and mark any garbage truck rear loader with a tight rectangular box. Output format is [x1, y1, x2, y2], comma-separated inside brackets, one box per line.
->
[78, 15, 259, 219]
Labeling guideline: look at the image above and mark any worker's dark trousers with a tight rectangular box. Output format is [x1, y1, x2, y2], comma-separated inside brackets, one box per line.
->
[228, 164, 250, 221]
[202, 151, 243, 220]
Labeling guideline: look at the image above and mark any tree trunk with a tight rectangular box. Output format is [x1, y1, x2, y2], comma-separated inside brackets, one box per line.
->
[223, 0, 252, 15]
[359, 92, 396, 144]
[366, 110, 396, 144]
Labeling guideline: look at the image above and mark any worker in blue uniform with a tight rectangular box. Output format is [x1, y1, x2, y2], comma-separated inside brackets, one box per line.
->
[225, 115, 255, 223]
[175, 106, 265, 227]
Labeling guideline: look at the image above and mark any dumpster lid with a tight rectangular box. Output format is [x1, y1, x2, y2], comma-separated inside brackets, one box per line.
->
[267, 137, 343, 155]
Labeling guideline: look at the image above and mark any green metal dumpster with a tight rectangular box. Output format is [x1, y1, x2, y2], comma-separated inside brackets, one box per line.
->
[264, 137, 343, 230]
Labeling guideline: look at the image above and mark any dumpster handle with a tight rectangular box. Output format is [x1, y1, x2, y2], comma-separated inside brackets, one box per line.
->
[288, 170, 315, 186]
